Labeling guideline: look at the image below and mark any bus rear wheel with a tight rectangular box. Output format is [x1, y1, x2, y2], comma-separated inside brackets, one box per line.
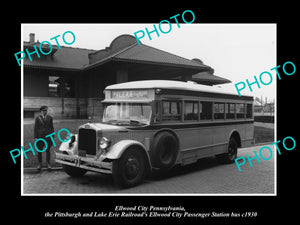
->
[216, 137, 238, 163]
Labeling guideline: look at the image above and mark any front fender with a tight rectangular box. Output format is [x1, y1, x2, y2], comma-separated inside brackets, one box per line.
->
[106, 140, 146, 160]
[58, 134, 78, 155]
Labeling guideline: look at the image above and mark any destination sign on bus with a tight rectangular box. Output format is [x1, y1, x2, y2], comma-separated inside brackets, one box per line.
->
[111, 90, 149, 99]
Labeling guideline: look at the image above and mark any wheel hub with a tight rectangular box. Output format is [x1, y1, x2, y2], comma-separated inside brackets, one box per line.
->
[125, 156, 139, 179]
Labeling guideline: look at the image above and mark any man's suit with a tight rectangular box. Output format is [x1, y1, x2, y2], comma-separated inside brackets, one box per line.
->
[34, 114, 54, 163]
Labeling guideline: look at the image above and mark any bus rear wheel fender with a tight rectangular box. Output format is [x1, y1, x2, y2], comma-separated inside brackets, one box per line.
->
[216, 137, 238, 164]
[228, 130, 241, 148]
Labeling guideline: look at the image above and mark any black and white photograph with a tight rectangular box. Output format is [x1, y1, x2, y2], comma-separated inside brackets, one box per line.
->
[21, 23, 276, 195]
[4, 6, 298, 225]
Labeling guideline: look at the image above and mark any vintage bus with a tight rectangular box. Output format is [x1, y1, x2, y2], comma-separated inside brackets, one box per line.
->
[55, 80, 254, 188]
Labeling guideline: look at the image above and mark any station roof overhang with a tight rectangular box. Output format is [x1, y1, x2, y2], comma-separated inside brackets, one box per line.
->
[191, 71, 231, 85]
[23, 34, 231, 85]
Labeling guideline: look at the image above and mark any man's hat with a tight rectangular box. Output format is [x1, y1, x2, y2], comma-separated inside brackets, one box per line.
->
[40, 105, 48, 111]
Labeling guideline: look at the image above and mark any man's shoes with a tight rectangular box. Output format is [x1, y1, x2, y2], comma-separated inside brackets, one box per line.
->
[37, 164, 42, 172]
[37, 163, 52, 172]
[46, 164, 52, 172]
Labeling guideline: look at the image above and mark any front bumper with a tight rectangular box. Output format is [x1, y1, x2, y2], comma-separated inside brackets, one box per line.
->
[55, 152, 112, 174]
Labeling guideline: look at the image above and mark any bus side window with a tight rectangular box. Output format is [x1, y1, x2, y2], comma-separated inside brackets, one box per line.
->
[214, 103, 225, 119]
[184, 101, 199, 121]
[153, 101, 161, 123]
[162, 100, 182, 121]
[226, 103, 235, 119]
[246, 104, 253, 118]
[236, 103, 245, 118]
[200, 101, 212, 120]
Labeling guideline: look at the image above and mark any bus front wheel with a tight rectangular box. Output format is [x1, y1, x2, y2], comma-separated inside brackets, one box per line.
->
[62, 164, 87, 177]
[112, 147, 146, 188]
[216, 137, 238, 163]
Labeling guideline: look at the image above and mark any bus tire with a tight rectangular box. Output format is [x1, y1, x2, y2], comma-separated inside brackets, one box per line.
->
[62, 164, 87, 177]
[151, 132, 179, 170]
[216, 137, 238, 163]
[112, 147, 146, 188]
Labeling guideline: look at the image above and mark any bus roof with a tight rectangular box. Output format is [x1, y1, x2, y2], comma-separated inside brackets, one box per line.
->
[105, 80, 252, 98]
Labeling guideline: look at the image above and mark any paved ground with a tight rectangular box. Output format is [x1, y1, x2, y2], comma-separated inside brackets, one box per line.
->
[23, 144, 275, 195]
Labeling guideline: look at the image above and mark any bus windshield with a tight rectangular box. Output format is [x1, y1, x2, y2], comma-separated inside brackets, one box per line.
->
[103, 103, 152, 125]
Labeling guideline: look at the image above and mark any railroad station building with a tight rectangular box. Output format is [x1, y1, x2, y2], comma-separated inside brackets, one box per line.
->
[23, 33, 231, 119]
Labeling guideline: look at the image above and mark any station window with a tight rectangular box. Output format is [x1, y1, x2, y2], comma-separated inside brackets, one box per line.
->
[214, 103, 225, 119]
[48, 76, 60, 97]
[48, 76, 75, 97]
[184, 101, 199, 121]
[246, 104, 253, 118]
[162, 100, 182, 121]
[200, 101, 212, 120]
[236, 103, 245, 119]
[226, 103, 235, 119]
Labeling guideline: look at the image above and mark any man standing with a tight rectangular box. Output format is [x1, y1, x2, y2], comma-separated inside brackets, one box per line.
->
[34, 105, 54, 172]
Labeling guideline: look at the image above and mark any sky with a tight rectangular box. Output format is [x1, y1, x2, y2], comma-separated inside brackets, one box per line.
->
[22, 23, 276, 102]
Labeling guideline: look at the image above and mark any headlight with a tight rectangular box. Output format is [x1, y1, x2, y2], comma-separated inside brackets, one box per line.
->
[99, 137, 111, 150]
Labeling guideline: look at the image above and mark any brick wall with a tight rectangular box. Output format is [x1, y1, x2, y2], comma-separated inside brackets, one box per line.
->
[87, 98, 104, 119]
[24, 97, 103, 119]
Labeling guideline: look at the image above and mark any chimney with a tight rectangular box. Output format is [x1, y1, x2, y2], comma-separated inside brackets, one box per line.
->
[29, 33, 35, 44]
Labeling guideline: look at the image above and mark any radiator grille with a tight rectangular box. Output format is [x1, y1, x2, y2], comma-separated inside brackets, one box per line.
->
[78, 128, 96, 155]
